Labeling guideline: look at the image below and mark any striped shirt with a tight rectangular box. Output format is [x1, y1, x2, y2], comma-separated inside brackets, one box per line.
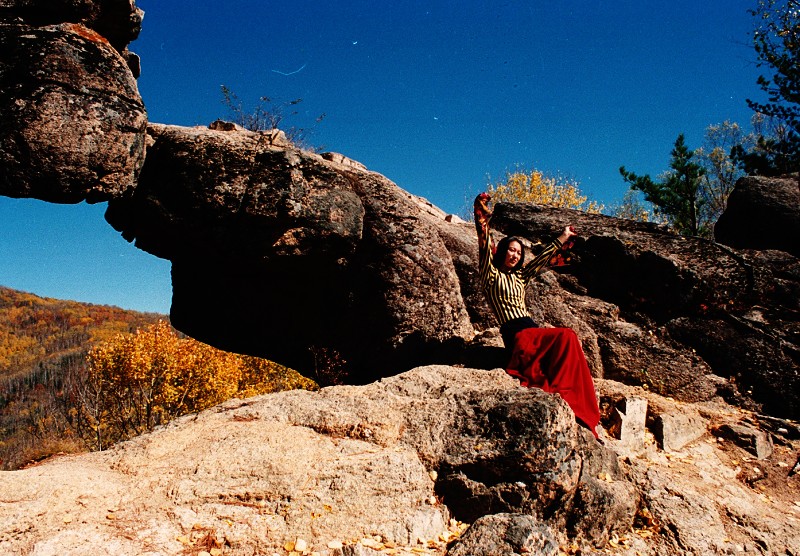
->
[478, 231, 561, 325]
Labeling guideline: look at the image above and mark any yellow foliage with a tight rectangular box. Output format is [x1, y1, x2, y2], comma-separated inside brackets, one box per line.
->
[487, 169, 602, 213]
[0, 286, 165, 468]
[82, 321, 316, 449]
[238, 355, 317, 398]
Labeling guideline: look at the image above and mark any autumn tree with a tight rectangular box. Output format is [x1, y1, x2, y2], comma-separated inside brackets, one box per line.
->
[0, 287, 163, 468]
[487, 169, 603, 213]
[620, 134, 708, 236]
[735, 0, 800, 174]
[77, 321, 316, 450]
[237, 355, 319, 398]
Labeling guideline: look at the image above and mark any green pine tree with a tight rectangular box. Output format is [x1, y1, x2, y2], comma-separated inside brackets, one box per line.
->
[619, 134, 707, 236]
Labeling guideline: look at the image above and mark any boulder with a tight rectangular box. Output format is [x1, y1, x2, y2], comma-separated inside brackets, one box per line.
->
[0, 0, 144, 53]
[105, 123, 475, 382]
[652, 407, 707, 453]
[446, 513, 559, 556]
[566, 428, 637, 546]
[712, 422, 774, 460]
[714, 174, 800, 258]
[605, 396, 648, 453]
[0, 21, 146, 202]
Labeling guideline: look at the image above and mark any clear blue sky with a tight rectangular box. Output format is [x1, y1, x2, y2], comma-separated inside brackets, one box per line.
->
[0, 0, 764, 313]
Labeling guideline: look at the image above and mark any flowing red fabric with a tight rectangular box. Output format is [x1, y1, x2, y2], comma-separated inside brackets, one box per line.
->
[506, 327, 600, 437]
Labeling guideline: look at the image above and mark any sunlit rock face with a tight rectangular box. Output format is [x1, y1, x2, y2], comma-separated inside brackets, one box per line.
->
[2, 366, 798, 555]
[0, 0, 146, 203]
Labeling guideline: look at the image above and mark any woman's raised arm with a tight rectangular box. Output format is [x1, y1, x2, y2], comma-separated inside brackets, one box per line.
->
[519, 226, 576, 282]
[473, 193, 492, 253]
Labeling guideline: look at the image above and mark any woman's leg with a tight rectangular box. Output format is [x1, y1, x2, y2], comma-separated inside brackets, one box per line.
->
[507, 327, 600, 437]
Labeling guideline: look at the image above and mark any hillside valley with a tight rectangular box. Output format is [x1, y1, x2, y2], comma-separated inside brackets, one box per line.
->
[0, 285, 164, 468]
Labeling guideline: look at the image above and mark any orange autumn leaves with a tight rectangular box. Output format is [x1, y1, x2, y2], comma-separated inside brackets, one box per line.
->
[82, 321, 316, 449]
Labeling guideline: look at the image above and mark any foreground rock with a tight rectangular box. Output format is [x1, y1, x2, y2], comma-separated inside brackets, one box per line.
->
[1, 366, 798, 556]
[0, 2, 147, 203]
[0, 367, 628, 554]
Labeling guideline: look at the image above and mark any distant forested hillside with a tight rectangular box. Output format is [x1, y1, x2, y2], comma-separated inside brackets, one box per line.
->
[0, 287, 317, 470]
[0, 286, 164, 380]
[0, 286, 164, 468]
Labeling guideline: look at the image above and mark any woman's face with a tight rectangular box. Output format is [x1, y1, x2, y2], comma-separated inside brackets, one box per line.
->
[503, 240, 523, 271]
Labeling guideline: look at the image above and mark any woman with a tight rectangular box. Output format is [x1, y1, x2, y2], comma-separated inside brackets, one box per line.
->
[474, 192, 600, 437]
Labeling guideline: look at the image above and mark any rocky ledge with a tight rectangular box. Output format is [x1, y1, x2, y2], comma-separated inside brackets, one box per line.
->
[1, 366, 798, 556]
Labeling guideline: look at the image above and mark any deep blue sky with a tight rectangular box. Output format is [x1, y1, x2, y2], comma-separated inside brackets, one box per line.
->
[1, 0, 764, 313]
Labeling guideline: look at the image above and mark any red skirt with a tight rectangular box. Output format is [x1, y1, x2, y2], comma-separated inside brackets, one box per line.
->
[506, 327, 600, 437]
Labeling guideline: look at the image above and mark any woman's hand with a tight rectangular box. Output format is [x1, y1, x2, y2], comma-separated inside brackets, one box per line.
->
[557, 225, 577, 245]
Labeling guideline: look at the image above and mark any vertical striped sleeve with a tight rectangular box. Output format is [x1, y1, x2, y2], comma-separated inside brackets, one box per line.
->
[519, 238, 562, 283]
[478, 231, 494, 288]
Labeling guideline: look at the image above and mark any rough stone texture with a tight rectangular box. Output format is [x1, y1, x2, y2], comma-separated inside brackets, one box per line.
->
[606, 396, 648, 453]
[595, 378, 800, 556]
[567, 428, 638, 546]
[653, 409, 707, 453]
[714, 174, 800, 258]
[0, 21, 146, 202]
[446, 513, 559, 556]
[254, 365, 604, 530]
[0, 366, 633, 554]
[3, 367, 800, 556]
[712, 423, 774, 460]
[0, 0, 144, 53]
[632, 441, 800, 556]
[105, 123, 475, 382]
[667, 304, 800, 419]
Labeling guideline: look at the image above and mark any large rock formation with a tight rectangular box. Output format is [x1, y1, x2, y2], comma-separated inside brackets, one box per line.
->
[105, 123, 475, 383]
[1, 0, 797, 422]
[96, 121, 800, 420]
[0, 1, 146, 202]
[1, 366, 798, 556]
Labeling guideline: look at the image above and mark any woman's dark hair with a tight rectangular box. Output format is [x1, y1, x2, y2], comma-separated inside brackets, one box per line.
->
[493, 236, 525, 271]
